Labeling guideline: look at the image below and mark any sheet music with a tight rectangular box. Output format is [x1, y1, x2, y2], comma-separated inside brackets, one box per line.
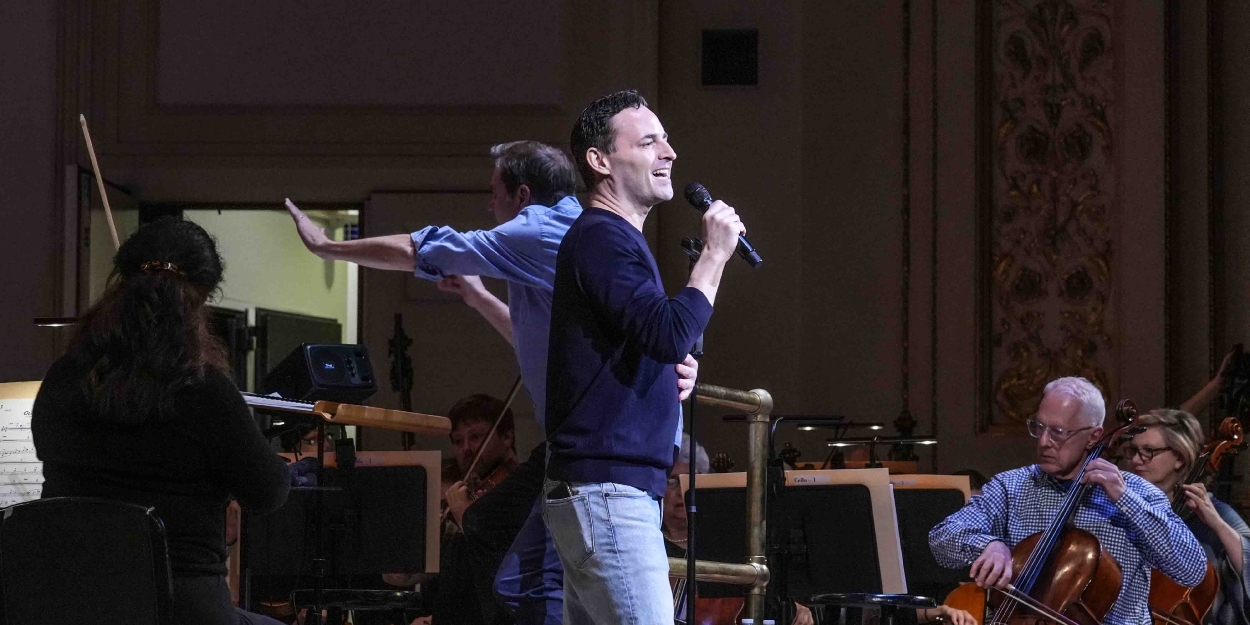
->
[0, 396, 42, 507]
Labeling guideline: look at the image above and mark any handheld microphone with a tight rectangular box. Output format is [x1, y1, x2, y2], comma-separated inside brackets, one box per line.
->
[683, 183, 763, 268]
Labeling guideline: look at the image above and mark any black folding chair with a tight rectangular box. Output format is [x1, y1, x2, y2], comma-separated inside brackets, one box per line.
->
[0, 497, 173, 625]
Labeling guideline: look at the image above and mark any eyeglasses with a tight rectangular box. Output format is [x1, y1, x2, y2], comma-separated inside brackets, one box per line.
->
[666, 477, 681, 490]
[1124, 444, 1172, 462]
[1026, 419, 1094, 443]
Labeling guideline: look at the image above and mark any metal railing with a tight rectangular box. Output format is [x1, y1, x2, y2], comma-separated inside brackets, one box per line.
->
[669, 384, 773, 621]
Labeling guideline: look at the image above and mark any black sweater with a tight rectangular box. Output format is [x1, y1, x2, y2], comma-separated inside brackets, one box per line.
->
[32, 356, 290, 577]
[545, 208, 713, 498]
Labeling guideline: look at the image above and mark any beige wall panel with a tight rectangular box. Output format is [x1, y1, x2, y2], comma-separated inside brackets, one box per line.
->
[156, 1, 564, 108]
[800, 0, 907, 444]
[91, 0, 657, 159]
[1170, 1, 1211, 406]
[1222, 1, 1250, 373]
[931, 0, 1024, 474]
[1116, 0, 1167, 411]
[0, 1, 61, 382]
[656, 0, 811, 465]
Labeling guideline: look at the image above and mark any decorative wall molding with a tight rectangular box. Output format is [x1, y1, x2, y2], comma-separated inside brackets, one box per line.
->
[977, 0, 1118, 432]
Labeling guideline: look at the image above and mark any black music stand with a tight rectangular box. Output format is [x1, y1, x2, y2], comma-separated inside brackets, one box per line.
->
[891, 488, 969, 601]
[240, 463, 430, 623]
[693, 482, 883, 623]
[693, 476, 937, 624]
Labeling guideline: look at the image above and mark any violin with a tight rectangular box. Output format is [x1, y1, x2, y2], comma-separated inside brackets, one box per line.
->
[944, 399, 1142, 625]
[441, 453, 518, 538]
[464, 454, 518, 499]
[439, 376, 524, 531]
[1148, 416, 1247, 625]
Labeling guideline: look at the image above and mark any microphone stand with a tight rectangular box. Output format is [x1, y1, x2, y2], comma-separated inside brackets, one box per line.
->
[680, 237, 704, 625]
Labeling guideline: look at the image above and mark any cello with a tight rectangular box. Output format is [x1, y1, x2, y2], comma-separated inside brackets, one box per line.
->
[943, 399, 1143, 625]
[671, 575, 744, 625]
[1148, 416, 1248, 625]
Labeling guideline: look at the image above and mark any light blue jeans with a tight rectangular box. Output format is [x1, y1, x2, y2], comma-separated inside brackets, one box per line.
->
[542, 479, 673, 625]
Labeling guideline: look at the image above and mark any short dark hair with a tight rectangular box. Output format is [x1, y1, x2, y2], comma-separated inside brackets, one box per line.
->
[490, 141, 578, 206]
[449, 394, 515, 445]
[570, 90, 649, 188]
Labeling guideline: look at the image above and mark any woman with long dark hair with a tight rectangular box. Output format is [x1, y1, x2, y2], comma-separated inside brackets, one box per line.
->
[32, 218, 289, 625]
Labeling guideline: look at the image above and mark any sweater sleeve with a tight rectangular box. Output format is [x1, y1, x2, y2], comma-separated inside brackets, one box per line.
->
[572, 221, 713, 364]
[195, 373, 291, 514]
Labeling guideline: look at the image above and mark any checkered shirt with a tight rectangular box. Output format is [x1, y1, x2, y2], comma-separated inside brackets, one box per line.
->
[928, 465, 1207, 625]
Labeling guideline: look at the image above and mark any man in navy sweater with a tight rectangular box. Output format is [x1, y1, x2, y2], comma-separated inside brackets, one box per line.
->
[543, 90, 745, 624]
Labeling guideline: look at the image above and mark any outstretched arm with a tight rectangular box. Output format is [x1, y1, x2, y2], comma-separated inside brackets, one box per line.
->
[286, 199, 415, 271]
[438, 275, 513, 346]
[1180, 348, 1237, 417]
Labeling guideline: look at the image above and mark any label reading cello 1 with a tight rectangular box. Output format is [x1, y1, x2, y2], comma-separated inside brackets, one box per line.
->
[789, 474, 831, 486]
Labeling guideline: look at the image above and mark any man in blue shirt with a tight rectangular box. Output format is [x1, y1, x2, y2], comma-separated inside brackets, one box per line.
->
[929, 376, 1206, 624]
[543, 91, 744, 624]
[285, 140, 698, 625]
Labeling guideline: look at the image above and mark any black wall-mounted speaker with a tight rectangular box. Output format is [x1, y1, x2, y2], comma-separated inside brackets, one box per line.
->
[701, 29, 759, 87]
[263, 343, 377, 404]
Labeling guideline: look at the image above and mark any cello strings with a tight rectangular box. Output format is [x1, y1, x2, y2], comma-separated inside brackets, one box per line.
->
[990, 443, 1103, 623]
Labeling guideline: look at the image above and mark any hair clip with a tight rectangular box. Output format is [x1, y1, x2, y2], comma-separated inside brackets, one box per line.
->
[140, 261, 182, 275]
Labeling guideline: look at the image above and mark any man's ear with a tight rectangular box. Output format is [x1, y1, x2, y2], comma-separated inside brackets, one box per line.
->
[1087, 426, 1105, 450]
[516, 184, 532, 207]
[586, 147, 611, 177]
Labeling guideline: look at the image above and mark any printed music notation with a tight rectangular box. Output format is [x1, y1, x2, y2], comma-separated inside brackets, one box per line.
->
[0, 487, 42, 508]
[0, 395, 42, 506]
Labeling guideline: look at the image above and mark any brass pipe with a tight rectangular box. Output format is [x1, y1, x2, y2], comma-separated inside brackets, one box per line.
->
[690, 385, 773, 621]
[744, 389, 772, 622]
[695, 384, 767, 413]
[668, 558, 770, 587]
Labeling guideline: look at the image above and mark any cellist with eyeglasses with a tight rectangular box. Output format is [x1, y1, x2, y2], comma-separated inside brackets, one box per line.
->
[1123, 409, 1250, 625]
[928, 377, 1208, 624]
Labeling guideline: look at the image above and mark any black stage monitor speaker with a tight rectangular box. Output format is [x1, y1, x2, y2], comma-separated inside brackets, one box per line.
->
[263, 343, 377, 403]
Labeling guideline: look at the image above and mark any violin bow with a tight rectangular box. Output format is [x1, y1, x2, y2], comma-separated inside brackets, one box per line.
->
[78, 114, 120, 250]
[1150, 607, 1201, 625]
[442, 375, 524, 523]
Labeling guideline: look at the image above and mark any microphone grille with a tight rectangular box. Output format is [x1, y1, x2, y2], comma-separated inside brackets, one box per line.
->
[683, 182, 712, 210]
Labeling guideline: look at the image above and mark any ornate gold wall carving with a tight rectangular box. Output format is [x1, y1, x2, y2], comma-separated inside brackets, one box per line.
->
[983, 0, 1117, 429]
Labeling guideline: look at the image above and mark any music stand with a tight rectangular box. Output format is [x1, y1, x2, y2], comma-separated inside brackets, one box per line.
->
[238, 445, 442, 623]
[888, 475, 971, 601]
[684, 469, 914, 622]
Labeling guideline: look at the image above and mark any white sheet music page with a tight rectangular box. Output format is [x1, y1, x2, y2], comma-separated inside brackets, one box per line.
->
[0, 394, 41, 507]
